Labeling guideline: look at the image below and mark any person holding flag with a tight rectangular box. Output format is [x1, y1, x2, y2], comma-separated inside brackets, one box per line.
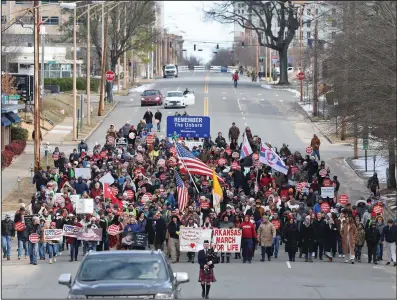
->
[240, 134, 253, 160]
[259, 142, 288, 175]
[212, 170, 223, 214]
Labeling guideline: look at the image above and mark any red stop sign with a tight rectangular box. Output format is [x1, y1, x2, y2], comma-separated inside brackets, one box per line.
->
[339, 194, 349, 205]
[298, 72, 305, 80]
[106, 70, 115, 82]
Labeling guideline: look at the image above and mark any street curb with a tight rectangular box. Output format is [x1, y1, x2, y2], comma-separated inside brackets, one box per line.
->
[58, 101, 119, 145]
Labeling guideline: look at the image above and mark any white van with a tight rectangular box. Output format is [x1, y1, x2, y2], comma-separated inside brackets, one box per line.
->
[163, 65, 178, 78]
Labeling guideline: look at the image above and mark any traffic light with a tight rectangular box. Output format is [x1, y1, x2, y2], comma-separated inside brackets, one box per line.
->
[194, 44, 196, 51]
[216, 44, 219, 49]
[242, 42, 245, 48]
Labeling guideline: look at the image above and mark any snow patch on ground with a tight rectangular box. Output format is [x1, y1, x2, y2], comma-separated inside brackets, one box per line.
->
[351, 156, 395, 183]
[128, 83, 155, 93]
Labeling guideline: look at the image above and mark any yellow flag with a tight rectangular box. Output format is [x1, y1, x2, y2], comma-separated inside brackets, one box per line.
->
[212, 170, 223, 214]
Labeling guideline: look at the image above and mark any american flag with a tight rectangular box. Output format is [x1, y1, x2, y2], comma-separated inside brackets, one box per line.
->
[175, 171, 189, 212]
[175, 143, 214, 177]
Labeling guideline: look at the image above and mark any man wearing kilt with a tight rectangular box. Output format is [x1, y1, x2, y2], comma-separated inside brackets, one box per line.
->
[198, 240, 216, 299]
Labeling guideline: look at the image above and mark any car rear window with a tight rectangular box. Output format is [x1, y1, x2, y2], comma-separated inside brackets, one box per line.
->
[142, 90, 158, 96]
[167, 92, 182, 97]
[78, 257, 168, 282]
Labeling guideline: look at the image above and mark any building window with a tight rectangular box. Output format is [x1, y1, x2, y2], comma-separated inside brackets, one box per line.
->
[1, 16, 6, 24]
[42, 16, 59, 25]
[241, 9, 244, 14]
[2, 0, 6, 5]
[237, 9, 240, 14]
[332, 8, 336, 16]
[332, 19, 336, 27]
[307, 32, 311, 39]
[307, 21, 311, 28]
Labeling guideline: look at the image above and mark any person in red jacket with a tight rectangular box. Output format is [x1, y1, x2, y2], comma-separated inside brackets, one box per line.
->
[232, 71, 239, 88]
[239, 215, 257, 263]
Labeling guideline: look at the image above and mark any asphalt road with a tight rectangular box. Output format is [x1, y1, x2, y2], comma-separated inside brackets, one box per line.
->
[3, 72, 394, 299]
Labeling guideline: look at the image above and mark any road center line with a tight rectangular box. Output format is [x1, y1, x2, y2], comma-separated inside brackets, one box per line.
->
[286, 261, 292, 268]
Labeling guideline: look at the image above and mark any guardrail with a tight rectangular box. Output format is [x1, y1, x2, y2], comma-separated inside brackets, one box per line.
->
[194, 65, 206, 72]
[210, 66, 221, 72]
[227, 66, 237, 73]
[178, 65, 189, 73]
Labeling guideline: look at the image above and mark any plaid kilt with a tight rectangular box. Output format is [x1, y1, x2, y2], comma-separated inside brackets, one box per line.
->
[198, 268, 216, 284]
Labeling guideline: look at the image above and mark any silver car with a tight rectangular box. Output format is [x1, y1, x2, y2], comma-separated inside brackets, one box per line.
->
[58, 250, 189, 299]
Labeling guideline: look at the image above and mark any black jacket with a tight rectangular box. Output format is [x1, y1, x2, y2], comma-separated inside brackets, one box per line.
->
[283, 223, 299, 253]
[313, 219, 326, 242]
[198, 248, 216, 269]
[167, 220, 181, 239]
[366, 226, 381, 245]
[381, 225, 397, 243]
[154, 111, 162, 122]
[1, 219, 15, 237]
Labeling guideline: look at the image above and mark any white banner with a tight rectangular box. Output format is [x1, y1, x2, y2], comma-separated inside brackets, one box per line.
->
[75, 168, 91, 179]
[321, 187, 335, 198]
[76, 198, 94, 214]
[179, 227, 212, 252]
[211, 228, 242, 253]
[99, 172, 115, 185]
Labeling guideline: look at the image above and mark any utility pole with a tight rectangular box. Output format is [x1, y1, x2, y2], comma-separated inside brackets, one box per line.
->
[98, 8, 108, 116]
[265, 47, 268, 79]
[255, 34, 259, 77]
[33, 0, 40, 172]
[312, 3, 319, 117]
[117, 13, 120, 93]
[72, 7, 77, 140]
[299, 6, 303, 102]
[123, 2, 127, 90]
[86, 4, 91, 126]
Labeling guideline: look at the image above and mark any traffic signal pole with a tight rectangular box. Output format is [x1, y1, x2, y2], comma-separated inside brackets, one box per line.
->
[34, 0, 41, 172]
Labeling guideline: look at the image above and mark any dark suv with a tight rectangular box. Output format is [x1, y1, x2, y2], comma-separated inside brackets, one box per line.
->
[58, 250, 189, 299]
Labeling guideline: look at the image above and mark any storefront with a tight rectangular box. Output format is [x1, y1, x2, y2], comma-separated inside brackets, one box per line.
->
[1, 104, 24, 150]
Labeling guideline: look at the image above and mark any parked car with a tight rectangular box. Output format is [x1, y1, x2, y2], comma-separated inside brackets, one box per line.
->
[58, 250, 189, 299]
[141, 90, 163, 106]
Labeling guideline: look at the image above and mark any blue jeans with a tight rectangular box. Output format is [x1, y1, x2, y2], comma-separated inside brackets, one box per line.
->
[273, 235, 281, 257]
[157, 122, 161, 131]
[29, 242, 39, 264]
[312, 149, 320, 160]
[70, 239, 80, 260]
[2, 235, 12, 258]
[47, 243, 58, 258]
[18, 239, 29, 258]
[146, 123, 152, 132]
[377, 243, 383, 259]
[336, 236, 343, 255]
[39, 242, 46, 259]
[234, 80, 238, 88]
[83, 241, 97, 255]
[241, 238, 253, 262]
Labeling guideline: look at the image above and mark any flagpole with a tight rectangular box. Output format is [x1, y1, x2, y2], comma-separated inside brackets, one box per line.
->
[173, 139, 200, 194]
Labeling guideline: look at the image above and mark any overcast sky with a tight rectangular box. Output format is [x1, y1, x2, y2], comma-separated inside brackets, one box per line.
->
[163, 1, 234, 64]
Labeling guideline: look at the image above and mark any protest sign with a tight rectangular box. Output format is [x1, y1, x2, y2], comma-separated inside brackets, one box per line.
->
[321, 187, 334, 198]
[70, 194, 80, 210]
[75, 168, 91, 179]
[77, 228, 103, 241]
[211, 228, 242, 253]
[62, 224, 82, 238]
[55, 193, 65, 206]
[179, 227, 212, 252]
[121, 232, 148, 248]
[76, 198, 94, 214]
[44, 229, 63, 241]
[99, 173, 115, 185]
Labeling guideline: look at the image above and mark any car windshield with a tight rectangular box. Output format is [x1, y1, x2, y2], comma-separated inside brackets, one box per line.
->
[167, 92, 182, 97]
[165, 66, 175, 70]
[142, 90, 157, 96]
[78, 257, 168, 282]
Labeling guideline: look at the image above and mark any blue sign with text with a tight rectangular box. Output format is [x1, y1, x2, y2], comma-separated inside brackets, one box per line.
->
[167, 116, 210, 138]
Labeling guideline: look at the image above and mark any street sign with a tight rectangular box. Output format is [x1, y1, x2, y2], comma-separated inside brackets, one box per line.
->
[363, 125, 369, 150]
[298, 72, 305, 80]
[48, 61, 56, 65]
[7, 95, 20, 100]
[106, 70, 115, 82]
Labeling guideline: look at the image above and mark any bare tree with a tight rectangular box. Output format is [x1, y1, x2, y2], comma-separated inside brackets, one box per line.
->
[181, 55, 202, 69]
[58, 1, 159, 72]
[204, 1, 300, 84]
[209, 49, 234, 67]
[234, 44, 256, 70]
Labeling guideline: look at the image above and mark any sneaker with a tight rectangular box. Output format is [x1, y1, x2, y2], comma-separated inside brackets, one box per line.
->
[3, 254, 6, 258]
[53, 257, 56, 262]
[344, 259, 349, 263]
[33, 263, 37, 265]
[386, 262, 391, 265]
[7, 257, 10, 261]
[243, 260, 247, 263]
[248, 260, 252, 264]
[342, 255, 345, 258]
[374, 261, 378, 265]
[338, 254, 342, 258]
[393, 262, 397, 267]
[49, 258, 53, 264]
[69, 259, 74, 262]
[18, 257, 21, 260]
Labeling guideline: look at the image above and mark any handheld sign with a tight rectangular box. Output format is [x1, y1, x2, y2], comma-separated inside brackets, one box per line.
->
[339, 194, 349, 206]
[231, 161, 239, 170]
[305, 147, 312, 154]
[146, 134, 154, 145]
[218, 158, 227, 166]
[29, 233, 40, 243]
[319, 169, 327, 177]
[271, 220, 281, 230]
[320, 202, 330, 213]
[200, 201, 210, 209]
[14, 222, 26, 232]
[107, 224, 120, 236]
[373, 204, 383, 215]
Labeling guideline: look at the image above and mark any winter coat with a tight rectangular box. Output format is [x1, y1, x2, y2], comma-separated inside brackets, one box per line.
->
[365, 226, 381, 245]
[313, 219, 326, 242]
[300, 222, 315, 253]
[257, 222, 276, 247]
[323, 223, 338, 252]
[228, 126, 240, 141]
[310, 137, 321, 150]
[355, 223, 366, 247]
[1, 219, 15, 237]
[381, 225, 397, 243]
[341, 222, 356, 255]
[239, 221, 257, 239]
[143, 111, 153, 124]
[284, 223, 299, 253]
[122, 124, 130, 137]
